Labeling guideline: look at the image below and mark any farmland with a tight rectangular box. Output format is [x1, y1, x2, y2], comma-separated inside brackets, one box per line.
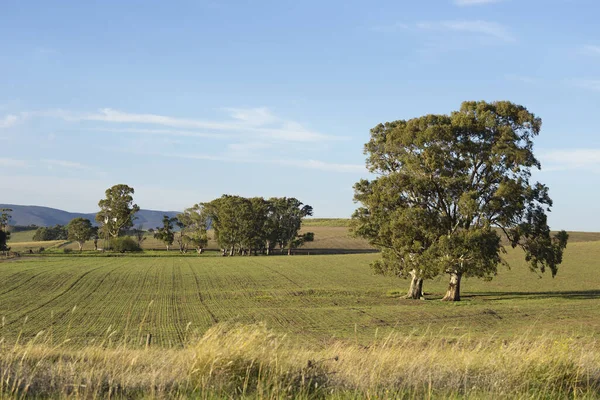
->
[2, 228, 600, 398]
[1, 238, 600, 346]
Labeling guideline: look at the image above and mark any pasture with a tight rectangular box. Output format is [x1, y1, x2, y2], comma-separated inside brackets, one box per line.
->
[1, 240, 600, 346]
[2, 228, 600, 398]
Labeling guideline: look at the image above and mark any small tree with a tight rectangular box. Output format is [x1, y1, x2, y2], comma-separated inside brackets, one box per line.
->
[177, 205, 209, 254]
[0, 208, 12, 255]
[133, 225, 147, 248]
[96, 184, 140, 238]
[154, 215, 176, 251]
[67, 217, 95, 252]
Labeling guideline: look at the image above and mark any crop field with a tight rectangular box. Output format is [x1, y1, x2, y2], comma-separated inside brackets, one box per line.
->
[2, 229, 600, 398]
[1, 240, 600, 348]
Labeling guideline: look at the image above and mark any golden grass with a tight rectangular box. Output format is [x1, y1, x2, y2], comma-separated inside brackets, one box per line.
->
[1, 323, 599, 399]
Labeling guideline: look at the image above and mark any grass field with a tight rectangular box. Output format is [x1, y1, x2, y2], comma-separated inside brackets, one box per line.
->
[1, 241, 600, 347]
[2, 228, 600, 398]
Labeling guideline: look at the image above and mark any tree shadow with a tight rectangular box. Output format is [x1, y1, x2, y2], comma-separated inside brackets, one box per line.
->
[462, 290, 600, 301]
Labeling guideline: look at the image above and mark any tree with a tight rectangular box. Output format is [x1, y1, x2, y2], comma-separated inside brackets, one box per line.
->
[202, 195, 250, 256]
[176, 204, 209, 254]
[96, 184, 140, 238]
[132, 225, 147, 248]
[352, 101, 568, 301]
[0, 208, 11, 255]
[267, 197, 313, 255]
[67, 218, 95, 252]
[154, 215, 177, 251]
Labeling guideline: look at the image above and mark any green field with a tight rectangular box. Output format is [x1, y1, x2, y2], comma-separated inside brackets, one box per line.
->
[1, 240, 600, 347]
[2, 230, 600, 398]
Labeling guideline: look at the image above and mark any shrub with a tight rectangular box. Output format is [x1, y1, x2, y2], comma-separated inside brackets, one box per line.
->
[63, 248, 73, 254]
[109, 237, 142, 253]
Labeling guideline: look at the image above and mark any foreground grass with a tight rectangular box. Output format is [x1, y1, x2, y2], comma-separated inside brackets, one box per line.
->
[1, 323, 599, 399]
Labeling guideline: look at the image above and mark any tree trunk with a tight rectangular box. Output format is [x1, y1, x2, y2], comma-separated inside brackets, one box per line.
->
[405, 270, 424, 300]
[229, 247, 234, 257]
[441, 272, 462, 301]
[288, 247, 292, 256]
[78, 242, 83, 252]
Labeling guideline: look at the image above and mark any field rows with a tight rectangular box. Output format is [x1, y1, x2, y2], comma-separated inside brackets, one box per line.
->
[1, 242, 600, 347]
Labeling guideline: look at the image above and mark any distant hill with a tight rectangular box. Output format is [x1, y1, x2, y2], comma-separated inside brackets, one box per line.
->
[0, 204, 179, 230]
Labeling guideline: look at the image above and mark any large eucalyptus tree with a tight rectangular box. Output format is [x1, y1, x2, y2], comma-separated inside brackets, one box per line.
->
[352, 101, 568, 301]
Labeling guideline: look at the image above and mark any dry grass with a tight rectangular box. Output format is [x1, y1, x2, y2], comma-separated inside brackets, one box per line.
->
[1, 323, 599, 399]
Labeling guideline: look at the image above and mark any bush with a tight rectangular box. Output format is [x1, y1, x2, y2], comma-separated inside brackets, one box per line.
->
[109, 237, 142, 253]
[63, 248, 73, 254]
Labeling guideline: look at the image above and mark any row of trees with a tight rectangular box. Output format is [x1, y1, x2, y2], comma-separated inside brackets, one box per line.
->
[70, 184, 316, 255]
[32, 225, 69, 241]
[153, 195, 314, 256]
[351, 101, 569, 302]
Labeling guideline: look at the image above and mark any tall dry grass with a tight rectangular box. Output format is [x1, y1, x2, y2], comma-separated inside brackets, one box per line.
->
[1, 322, 599, 399]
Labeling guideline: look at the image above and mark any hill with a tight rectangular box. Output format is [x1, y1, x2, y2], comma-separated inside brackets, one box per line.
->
[0, 204, 179, 229]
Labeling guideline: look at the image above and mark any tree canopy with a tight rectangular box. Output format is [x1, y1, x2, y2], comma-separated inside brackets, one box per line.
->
[96, 184, 140, 238]
[202, 195, 313, 256]
[351, 101, 569, 301]
[154, 215, 177, 251]
[67, 218, 95, 252]
[0, 208, 11, 254]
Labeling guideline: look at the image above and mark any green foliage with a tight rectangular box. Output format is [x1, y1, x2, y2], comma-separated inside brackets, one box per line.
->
[352, 101, 569, 300]
[109, 236, 142, 253]
[176, 205, 209, 254]
[202, 195, 313, 255]
[63, 248, 73, 254]
[96, 184, 140, 238]
[0, 208, 12, 253]
[67, 217, 95, 251]
[153, 215, 176, 250]
[32, 225, 68, 241]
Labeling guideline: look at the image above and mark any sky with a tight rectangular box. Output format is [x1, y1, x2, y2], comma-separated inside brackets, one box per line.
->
[0, 0, 599, 231]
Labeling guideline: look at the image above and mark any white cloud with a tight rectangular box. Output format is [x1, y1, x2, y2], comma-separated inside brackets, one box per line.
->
[580, 45, 600, 56]
[277, 159, 366, 173]
[0, 114, 19, 128]
[374, 20, 515, 43]
[539, 149, 600, 173]
[454, 0, 504, 6]
[436, 20, 515, 42]
[42, 159, 90, 170]
[32, 107, 342, 143]
[117, 147, 365, 173]
[570, 79, 600, 92]
[0, 158, 28, 167]
[505, 74, 537, 84]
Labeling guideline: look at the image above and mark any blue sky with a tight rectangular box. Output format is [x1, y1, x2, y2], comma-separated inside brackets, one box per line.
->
[0, 0, 599, 231]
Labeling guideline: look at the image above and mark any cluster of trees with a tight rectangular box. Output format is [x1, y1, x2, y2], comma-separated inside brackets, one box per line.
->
[0, 208, 11, 255]
[153, 195, 314, 256]
[32, 225, 69, 241]
[351, 101, 569, 302]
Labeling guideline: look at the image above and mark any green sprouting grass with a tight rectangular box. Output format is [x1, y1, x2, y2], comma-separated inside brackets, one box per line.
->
[302, 218, 351, 227]
[1, 240, 600, 348]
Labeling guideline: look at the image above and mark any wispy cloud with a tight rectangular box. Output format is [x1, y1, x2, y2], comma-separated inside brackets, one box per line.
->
[580, 45, 600, 56]
[423, 20, 515, 42]
[570, 79, 600, 92]
[0, 157, 28, 167]
[117, 147, 365, 173]
[539, 149, 600, 173]
[31, 107, 343, 143]
[454, 0, 504, 6]
[42, 159, 91, 170]
[0, 114, 19, 128]
[505, 74, 538, 84]
[373, 20, 515, 43]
